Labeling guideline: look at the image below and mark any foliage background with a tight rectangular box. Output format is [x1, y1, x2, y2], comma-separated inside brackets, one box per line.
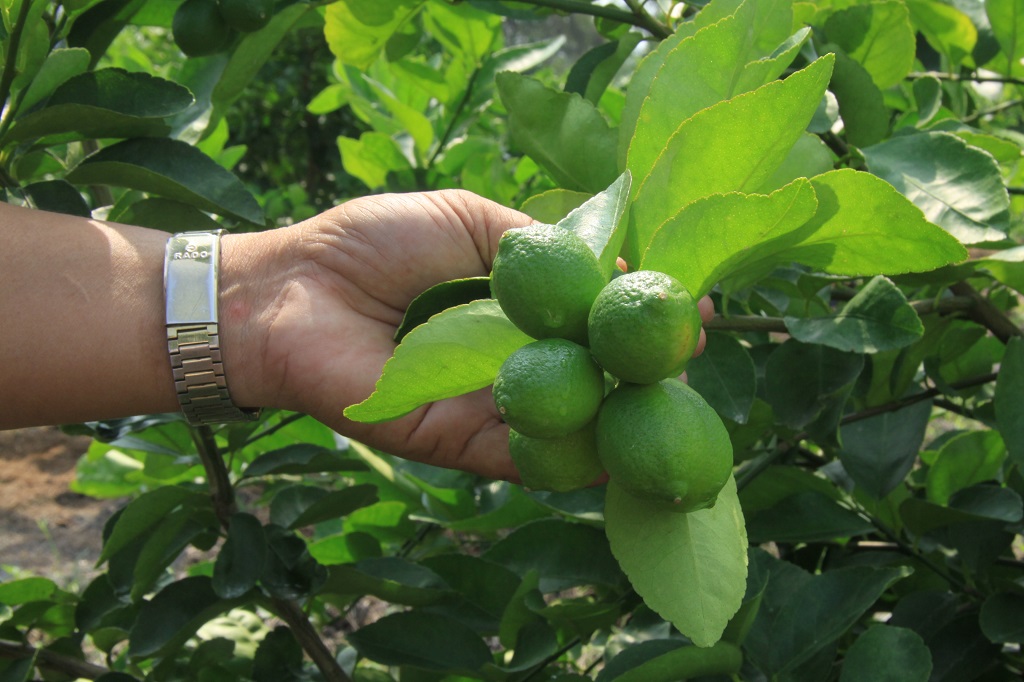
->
[1, 0, 1023, 681]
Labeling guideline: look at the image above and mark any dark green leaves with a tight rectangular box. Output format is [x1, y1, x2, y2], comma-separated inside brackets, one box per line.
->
[994, 337, 1024, 468]
[349, 611, 492, 671]
[4, 68, 194, 145]
[66, 138, 264, 224]
[840, 399, 933, 499]
[839, 626, 932, 681]
[212, 513, 266, 599]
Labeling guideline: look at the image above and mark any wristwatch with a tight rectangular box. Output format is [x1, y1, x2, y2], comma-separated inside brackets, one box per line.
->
[164, 230, 259, 426]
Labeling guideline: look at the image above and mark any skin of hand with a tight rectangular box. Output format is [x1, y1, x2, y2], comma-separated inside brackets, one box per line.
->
[221, 190, 714, 482]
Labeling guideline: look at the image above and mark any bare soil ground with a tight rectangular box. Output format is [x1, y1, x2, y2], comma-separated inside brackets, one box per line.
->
[0, 427, 122, 587]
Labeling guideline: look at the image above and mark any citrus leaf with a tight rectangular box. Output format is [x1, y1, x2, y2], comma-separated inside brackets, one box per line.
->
[496, 71, 618, 194]
[863, 131, 1010, 244]
[66, 138, 264, 224]
[212, 513, 266, 599]
[345, 299, 532, 423]
[785, 276, 924, 353]
[685, 332, 757, 424]
[324, 0, 426, 69]
[395, 277, 492, 342]
[640, 178, 819, 298]
[556, 171, 631, 276]
[519, 188, 591, 224]
[99, 486, 208, 564]
[839, 626, 932, 682]
[602, 641, 743, 682]
[824, 1, 915, 90]
[839, 399, 933, 499]
[987, 0, 1024, 73]
[828, 49, 889, 148]
[744, 550, 911, 676]
[907, 0, 977, 67]
[348, 610, 492, 671]
[4, 68, 193, 144]
[628, 2, 802, 182]
[925, 430, 1007, 505]
[627, 54, 834, 265]
[128, 576, 241, 658]
[18, 47, 90, 112]
[241, 444, 366, 478]
[995, 337, 1024, 469]
[322, 557, 452, 606]
[605, 476, 747, 648]
[980, 593, 1024, 644]
[765, 340, 864, 430]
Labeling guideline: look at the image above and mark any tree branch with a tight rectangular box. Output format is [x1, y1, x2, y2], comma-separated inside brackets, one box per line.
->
[192, 425, 237, 528]
[512, 0, 672, 38]
[0, 639, 110, 680]
[907, 70, 1024, 87]
[948, 281, 1022, 344]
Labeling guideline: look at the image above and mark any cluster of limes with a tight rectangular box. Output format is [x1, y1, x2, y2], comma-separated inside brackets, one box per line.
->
[172, 0, 275, 58]
[490, 224, 733, 512]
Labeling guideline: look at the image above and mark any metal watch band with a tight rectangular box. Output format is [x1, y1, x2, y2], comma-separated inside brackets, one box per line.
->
[164, 230, 259, 426]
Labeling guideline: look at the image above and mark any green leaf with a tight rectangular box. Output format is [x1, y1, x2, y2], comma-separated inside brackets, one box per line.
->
[604, 477, 748, 648]
[912, 75, 943, 126]
[66, 138, 264, 224]
[484, 518, 625, 592]
[765, 339, 864, 429]
[241, 444, 366, 479]
[756, 131, 835, 193]
[839, 625, 932, 682]
[685, 332, 757, 424]
[863, 131, 1010, 244]
[420, 553, 522, 620]
[627, 54, 834, 265]
[307, 531, 381, 566]
[824, 1, 915, 90]
[785, 169, 968, 277]
[566, 32, 643, 104]
[995, 337, 1024, 469]
[907, 0, 977, 67]
[252, 627, 304, 682]
[627, 3, 804, 183]
[496, 72, 618, 194]
[744, 550, 910, 676]
[926, 430, 1007, 505]
[344, 300, 532, 423]
[212, 513, 266, 599]
[128, 576, 238, 658]
[746, 491, 875, 543]
[131, 506, 212, 600]
[100, 486, 207, 563]
[828, 50, 889, 148]
[260, 525, 327, 599]
[839, 399, 932, 499]
[0, 577, 57, 606]
[395, 277, 492, 342]
[785, 276, 924, 352]
[212, 4, 315, 115]
[338, 132, 413, 190]
[556, 171, 631, 276]
[23, 180, 90, 217]
[986, 0, 1024, 74]
[641, 179, 819, 298]
[602, 641, 743, 682]
[348, 610, 493, 671]
[980, 593, 1024, 644]
[519, 189, 591, 224]
[323, 557, 452, 606]
[422, 0, 501, 67]
[17, 46, 90, 112]
[269, 484, 378, 529]
[4, 68, 194, 145]
[324, 0, 426, 69]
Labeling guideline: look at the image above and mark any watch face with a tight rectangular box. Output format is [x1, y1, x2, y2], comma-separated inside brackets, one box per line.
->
[165, 233, 220, 325]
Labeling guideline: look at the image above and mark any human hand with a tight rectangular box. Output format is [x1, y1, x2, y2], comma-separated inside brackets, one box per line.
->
[221, 190, 714, 481]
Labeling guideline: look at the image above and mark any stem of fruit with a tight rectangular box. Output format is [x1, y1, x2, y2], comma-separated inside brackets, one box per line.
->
[0, 638, 111, 679]
[193, 427, 352, 682]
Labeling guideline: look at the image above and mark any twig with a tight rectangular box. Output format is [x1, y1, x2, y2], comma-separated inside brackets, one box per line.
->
[519, 635, 583, 682]
[512, 0, 672, 38]
[242, 411, 308, 447]
[964, 98, 1023, 124]
[839, 372, 999, 427]
[269, 598, 353, 682]
[907, 71, 1024, 87]
[949, 281, 1023, 344]
[0, 639, 110, 680]
[191, 425, 237, 528]
[427, 67, 480, 170]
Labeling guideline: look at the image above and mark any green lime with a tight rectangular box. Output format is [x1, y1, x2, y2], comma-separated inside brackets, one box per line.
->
[509, 422, 603, 492]
[493, 338, 605, 439]
[588, 270, 701, 384]
[173, 0, 234, 57]
[596, 378, 732, 512]
[490, 224, 608, 344]
[219, 0, 274, 32]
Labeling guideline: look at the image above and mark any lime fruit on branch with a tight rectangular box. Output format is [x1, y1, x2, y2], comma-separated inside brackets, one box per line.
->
[490, 224, 608, 344]
[597, 378, 732, 512]
[588, 270, 702, 384]
[509, 422, 603, 492]
[493, 338, 605, 439]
